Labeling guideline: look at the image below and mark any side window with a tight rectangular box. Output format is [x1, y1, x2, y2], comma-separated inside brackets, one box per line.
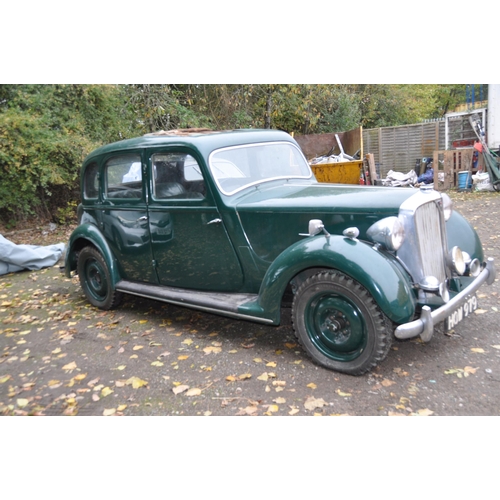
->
[105, 154, 142, 199]
[152, 152, 206, 200]
[83, 162, 99, 199]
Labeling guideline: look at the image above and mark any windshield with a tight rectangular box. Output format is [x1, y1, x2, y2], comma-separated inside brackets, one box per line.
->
[209, 142, 312, 195]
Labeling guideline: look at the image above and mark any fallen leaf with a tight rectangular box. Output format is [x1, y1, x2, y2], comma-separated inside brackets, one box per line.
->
[117, 405, 127, 412]
[266, 361, 277, 367]
[415, 408, 434, 416]
[464, 366, 478, 374]
[101, 387, 114, 397]
[304, 396, 327, 411]
[133, 345, 144, 351]
[0, 375, 11, 384]
[253, 358, 263, 363]
[103, 408, 116, 416]
[381, 379, 395, 387]
[151, 361, 164, 367]
[116, 365, 126, 371]
[257, 373, 269, 382]
[126, 376, 148, 389]
[336, 389, 352, 397]
[203, 346, 221, 354]
[289, 408, 300, 415]
[238, 373, 252, 381]
[307, 383, 317, 389]
[237, 406, 258, 416]
[186, 388, 202, 397]
[178, 355, 189, 360]
[267, 404, 279, 413]
[62, 361, 77, 372]
[182, 339, 193, 346]
[474, 309, 488, 315]
[471, 348, 485, 353]
[274, 397, 286, 404]
[17, 398, 29, 408]
[172, 385, 189, 395]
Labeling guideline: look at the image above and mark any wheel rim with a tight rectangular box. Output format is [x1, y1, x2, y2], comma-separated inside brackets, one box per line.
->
[84, 258, 109, 302]
[304, 292, 367, 362]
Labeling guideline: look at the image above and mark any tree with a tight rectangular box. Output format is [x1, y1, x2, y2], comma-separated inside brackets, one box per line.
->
[0, 85, 138, 224]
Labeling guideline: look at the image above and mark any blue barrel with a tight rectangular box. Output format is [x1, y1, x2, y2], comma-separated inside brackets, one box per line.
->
[458, 171, 471, 189]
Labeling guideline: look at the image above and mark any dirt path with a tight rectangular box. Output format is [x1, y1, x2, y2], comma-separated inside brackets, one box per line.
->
[1, 191, 499, 416]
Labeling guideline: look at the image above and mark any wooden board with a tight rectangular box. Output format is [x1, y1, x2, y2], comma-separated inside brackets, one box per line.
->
[433, 149, 475, 190]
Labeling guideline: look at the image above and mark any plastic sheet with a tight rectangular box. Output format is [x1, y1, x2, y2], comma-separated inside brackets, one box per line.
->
[0, 235, 65, 275]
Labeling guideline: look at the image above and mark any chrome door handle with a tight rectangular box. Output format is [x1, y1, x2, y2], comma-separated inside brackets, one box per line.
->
[207, 218, 222, 225]
[137, 216, 148, 221]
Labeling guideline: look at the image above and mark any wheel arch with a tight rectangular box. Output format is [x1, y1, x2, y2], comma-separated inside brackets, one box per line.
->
[257, 235, 416, 325]
[65, 224, 121, 286]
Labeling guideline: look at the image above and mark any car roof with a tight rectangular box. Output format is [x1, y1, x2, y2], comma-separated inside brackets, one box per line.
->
[83, 129, 296, 164]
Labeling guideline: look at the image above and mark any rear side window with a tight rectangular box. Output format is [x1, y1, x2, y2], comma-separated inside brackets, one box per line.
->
[83, 162, 99, 199]
[105, 154, 142, 199]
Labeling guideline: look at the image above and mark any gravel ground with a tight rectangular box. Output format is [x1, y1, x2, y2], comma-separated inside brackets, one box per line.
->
[1, 190, 499, 416]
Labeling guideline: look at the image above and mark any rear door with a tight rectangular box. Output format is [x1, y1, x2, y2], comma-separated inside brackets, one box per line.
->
[100, 152, 156, 283]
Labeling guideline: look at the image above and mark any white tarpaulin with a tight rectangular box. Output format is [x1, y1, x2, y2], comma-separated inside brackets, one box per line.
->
[0, 235, 65, 275]
[382, 169, 418, 187]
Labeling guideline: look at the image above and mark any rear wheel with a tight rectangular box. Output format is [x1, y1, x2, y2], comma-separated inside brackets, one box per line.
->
[292, 270, 392, 375]
[77, 246, 123, 310]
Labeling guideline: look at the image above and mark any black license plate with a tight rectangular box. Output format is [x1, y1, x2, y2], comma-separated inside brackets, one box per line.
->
[446, 295, 478, 330]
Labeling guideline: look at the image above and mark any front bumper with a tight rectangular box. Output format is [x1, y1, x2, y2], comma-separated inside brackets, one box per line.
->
[395, 258, 496, 342]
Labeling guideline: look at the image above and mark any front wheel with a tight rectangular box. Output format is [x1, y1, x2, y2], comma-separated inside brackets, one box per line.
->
[77, 246, 123, 310]
[292, 271, 392, 375]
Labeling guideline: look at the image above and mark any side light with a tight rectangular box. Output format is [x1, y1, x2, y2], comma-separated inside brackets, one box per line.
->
[366, 216, 405, 251]
[441, 193, 453, 221]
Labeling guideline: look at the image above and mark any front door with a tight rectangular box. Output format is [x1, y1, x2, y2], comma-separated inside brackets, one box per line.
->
[147, 150, 243, 292]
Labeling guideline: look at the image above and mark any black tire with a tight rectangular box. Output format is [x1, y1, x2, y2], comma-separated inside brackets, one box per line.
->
[292, 270, 392, 375]
[77, 246, 123, 310]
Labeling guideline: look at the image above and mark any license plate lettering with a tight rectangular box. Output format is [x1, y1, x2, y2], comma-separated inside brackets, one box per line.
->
[447, 295, 478, 330]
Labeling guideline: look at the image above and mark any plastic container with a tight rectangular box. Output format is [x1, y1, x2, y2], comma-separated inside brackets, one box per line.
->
[458, 171, 471, 190]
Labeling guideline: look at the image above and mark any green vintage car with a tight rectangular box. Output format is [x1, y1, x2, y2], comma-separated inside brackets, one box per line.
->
[64, 128, 496, 375]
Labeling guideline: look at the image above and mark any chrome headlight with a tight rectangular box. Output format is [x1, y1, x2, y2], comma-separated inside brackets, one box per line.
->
[448, 246, 466, 275]
[441, 193, 453, 221]
[366, 216, 405, 251]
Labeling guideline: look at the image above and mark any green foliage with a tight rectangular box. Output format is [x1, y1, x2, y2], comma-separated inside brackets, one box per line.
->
[0, 84, 139, 224]
[56, 201, 79, 225]
[0, 83, 468, 225]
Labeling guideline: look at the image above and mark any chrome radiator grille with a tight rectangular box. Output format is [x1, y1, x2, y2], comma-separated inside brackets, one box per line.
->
[414, 201, 446, 283]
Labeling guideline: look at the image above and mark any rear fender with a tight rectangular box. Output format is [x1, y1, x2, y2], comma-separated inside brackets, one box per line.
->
[257, 235, 416, 325]
[65, 224, 121, 286]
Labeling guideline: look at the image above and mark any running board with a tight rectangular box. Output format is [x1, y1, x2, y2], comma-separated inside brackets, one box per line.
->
[115, 280, 273, 324]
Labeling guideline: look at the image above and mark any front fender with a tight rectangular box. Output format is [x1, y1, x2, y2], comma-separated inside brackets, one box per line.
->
[257, 235, 416, 325]
[447, 211, 484, 261]
[64, 223, 121, 286]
